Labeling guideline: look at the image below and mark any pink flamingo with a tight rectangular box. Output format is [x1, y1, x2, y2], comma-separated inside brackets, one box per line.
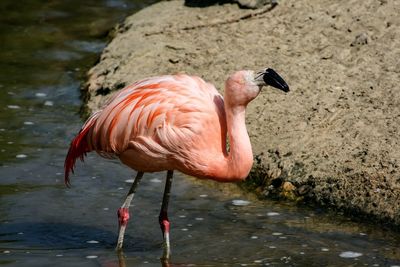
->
[64, 68, 289, 259]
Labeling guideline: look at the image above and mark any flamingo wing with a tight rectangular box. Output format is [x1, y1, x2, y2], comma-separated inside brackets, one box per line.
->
[65, 74, 226, 181]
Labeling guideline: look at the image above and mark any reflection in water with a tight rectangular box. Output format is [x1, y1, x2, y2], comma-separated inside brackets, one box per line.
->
[117, 252, 176, 267]
[0, 0, 400, 267]
[117, 252, 126, 267]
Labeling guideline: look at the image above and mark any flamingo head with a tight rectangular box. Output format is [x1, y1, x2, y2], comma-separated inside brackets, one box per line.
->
[225, 68, 289, 107]
[254, 68, 290, 93]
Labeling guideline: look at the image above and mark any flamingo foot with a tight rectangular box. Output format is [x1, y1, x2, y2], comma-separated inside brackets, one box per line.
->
[159, 212, 171, 259]
[116, 207, 130, 250]
[118, 207, 130, 226]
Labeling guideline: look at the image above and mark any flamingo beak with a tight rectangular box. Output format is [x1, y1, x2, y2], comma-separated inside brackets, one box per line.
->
[256, 68, 289, 92]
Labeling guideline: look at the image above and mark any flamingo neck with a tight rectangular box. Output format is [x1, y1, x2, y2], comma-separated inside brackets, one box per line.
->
[223, 105, 253, 181]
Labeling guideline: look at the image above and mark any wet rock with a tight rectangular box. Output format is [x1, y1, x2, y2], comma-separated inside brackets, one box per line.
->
[270, 177, 283, 188]
[282, 181, 295, 192]
[280, 181, 299, 200]
[297, 184, 312, 196]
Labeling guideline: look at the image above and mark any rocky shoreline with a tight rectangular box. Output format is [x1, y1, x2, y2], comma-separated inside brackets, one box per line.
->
[83, 0, 400, 226]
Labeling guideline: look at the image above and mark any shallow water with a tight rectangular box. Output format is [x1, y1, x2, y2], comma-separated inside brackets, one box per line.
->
[0, 1, 400, 266]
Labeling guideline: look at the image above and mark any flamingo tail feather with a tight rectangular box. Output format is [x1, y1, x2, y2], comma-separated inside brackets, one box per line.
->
[64, 121, 94, 187]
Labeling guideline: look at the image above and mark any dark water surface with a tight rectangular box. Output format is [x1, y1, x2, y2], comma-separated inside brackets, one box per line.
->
[1, 1, 400, 266]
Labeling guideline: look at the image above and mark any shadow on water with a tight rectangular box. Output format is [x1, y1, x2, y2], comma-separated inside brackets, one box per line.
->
[0, 222, 116, 250]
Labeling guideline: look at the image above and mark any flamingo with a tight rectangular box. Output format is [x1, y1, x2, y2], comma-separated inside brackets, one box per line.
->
[64, 68, 289, 259]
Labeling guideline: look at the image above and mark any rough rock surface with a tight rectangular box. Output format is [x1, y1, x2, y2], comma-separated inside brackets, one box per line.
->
[234, 0, 275, 9]
[83, 0, 400, 226]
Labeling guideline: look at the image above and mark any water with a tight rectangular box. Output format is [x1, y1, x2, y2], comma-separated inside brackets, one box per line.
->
[0, 1, 400, 266]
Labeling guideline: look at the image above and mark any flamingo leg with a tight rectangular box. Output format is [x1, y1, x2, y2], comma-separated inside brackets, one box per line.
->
[159, 170, 174, 260]
[116, 171, 144, 251]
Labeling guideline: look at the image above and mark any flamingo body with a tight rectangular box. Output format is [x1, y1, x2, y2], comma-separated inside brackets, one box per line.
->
[66, 73, 252, 183]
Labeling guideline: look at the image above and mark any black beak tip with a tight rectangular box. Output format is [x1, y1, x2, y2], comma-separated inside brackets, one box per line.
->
[282, 83, 290, 92]
[263, 68, 290, 93]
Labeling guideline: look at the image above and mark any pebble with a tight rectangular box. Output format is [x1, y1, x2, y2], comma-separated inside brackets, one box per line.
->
[272, 232, 283, 236]
[24, 121, 34, 125]
[7, 105, 20, 109]
[86, 240, 99, 244]
[339, 251, 363, 258]
[44, 101, 54, 106]
[86, 255, 98, 259]
[35, 93, 47, 97]
[282, 181, 296, 192]
[16, 154, 27, 158]
[267, 212, 280, 216]
[232, 199, 250, 206]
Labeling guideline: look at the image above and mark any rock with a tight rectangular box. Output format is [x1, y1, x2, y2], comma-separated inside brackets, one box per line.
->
[282, 181, 296, 192]
[280, 181, 298, 201]
[84, 0, 400, 227]
[297, 184, 312, 196]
